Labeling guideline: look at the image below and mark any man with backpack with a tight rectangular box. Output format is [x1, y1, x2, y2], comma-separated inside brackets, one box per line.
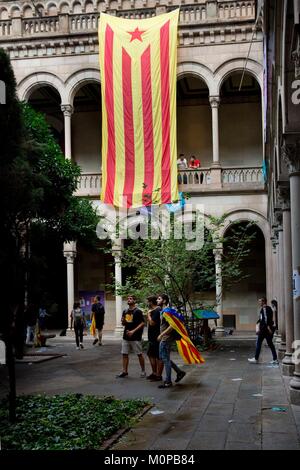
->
[91, 296, 105, 346]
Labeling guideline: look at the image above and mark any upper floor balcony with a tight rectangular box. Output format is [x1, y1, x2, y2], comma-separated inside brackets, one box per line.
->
[0, 0, 258, 41]
[75, 166, 265, 198]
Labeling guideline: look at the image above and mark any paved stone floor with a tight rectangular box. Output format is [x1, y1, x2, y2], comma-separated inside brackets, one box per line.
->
[0, 332, 300, 450]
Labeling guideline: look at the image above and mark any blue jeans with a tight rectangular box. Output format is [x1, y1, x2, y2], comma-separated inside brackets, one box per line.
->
[255, 332, 277, 361]
[159, 341, 182, 383]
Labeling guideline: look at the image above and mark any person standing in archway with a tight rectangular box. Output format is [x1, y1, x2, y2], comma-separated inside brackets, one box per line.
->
[91, 295, 105, 346]
[248, 297, 278, 364]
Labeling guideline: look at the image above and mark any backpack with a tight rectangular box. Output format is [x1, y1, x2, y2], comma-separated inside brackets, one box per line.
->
[73, 308, 84, 323]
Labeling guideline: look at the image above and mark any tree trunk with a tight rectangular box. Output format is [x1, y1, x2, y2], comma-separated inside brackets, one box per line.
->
[6, 336, 16, 423]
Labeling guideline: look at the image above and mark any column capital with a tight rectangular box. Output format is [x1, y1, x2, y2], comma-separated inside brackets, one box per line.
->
[61, 104, 74, 117]
[281, 141, 300, 175]
[292, 49, 300, 79]
[273, 209, 283, 232]
[209, 96, 220, 108]
[271, 235, 279, 253]
[277, 183, 291, 211]
[63, 241, 77, 262]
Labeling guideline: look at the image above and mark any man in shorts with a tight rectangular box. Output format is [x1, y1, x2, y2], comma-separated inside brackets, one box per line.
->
[146, 295, 163, 382]
[116, 295, 146, 378]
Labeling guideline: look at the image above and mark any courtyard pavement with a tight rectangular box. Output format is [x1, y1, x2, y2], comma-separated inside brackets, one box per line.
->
[1, 331, 300, 450]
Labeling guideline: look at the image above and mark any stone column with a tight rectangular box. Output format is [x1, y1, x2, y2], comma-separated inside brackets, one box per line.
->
[279, 187, 295, 376]
[61, 104, 73, 160]
[214, 246, 224, 335]
[276, 218, 286, 359]
[112, 239, 124, 336]
[63, 241, 77, 329]
[283, 142, 300, 404]
[271, 233, 280, 342]
[209, 96, 221, 167]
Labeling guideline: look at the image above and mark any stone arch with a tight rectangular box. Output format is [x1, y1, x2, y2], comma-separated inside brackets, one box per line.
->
[72, 0, 83, 14]
[219, 210, 272, 304]
[122, 0, 132, 9]
[213, 58, 263, 96]
[177, 61, 214, 94]
[97, 0, 107, 12]
[84, 0, 95, 13]
[22, 4, 34, 17]
[0, 7, 9, 20]
[17, 72, 66, 103]
[35, 3, 45, 15]
[65, 68, 101, 106]
[58, 1, 70, 13]
[219, 209, 269, 241]
[46, 2, 58, 15]
[9, 5, 21, 18]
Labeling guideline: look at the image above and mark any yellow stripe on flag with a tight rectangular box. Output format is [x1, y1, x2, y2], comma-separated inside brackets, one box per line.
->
[98, 10, 179, 208]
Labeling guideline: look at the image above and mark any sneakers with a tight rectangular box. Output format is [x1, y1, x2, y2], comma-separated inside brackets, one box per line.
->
[270, 359, 279, 365]
[140, 371, 146, 378]
[175, 371, 186, 383]
[98, 342, 103, 346]
[158, 382, 172, 389]
[248, 357, 258, 363]
[146, 373, 156, 380]
[116, 372, 128, 378]
[80, 343, 84, 349]
[93, 338, 98, 345]
[150, 375, 163, 382]
[76, 346, 80, 350]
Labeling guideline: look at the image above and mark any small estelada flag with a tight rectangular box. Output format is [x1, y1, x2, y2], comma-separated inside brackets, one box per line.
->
[98, 10, 179, 208]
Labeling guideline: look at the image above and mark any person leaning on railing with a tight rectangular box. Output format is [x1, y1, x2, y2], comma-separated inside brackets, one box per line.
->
[188, 156, 203, 183]
[177, 154, 188, 184]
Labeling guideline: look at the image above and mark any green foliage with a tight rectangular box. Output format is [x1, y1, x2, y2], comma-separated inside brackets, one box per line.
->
[0, 48, 99, 331]
[0, 394, 147, 450]
[106, 217, 256, 314]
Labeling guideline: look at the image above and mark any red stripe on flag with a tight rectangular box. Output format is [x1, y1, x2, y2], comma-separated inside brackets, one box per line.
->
[160, 20, 171, 204]
[122, 47, 135, 208]
[141, 45, 155, 206]
[179, 340, 191, 364]
[104, 24, 116, 205]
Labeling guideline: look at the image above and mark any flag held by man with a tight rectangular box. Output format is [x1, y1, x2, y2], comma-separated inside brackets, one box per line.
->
[98, 10, 179, 208]
[162, 307, 205, 365]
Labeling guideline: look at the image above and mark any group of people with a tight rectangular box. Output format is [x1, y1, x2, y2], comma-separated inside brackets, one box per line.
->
[24, 303, 50, 345]
[177, 154, 201, 170]
[71, 293, 186, 389]
[116, 294, 186, 389]
[177, 154, 204, 184]
[70, 295, 105, 350]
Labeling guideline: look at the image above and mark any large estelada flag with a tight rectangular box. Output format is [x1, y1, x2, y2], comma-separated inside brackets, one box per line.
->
[162, 307, 205, 365]
[98, 10, 179, 208]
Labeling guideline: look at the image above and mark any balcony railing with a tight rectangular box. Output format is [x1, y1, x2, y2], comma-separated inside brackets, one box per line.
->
[178, 168, 211, 186]
[75, 166, 264, 197]
[0, 0, 256, 39]
[221, 166, 263, 184]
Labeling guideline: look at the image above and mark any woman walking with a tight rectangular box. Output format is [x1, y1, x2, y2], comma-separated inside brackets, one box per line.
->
[71, 301, 86, 350]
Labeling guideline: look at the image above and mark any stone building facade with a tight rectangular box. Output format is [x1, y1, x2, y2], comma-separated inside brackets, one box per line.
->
[265, 0, 300, 404]
[0, 1, 271, 334]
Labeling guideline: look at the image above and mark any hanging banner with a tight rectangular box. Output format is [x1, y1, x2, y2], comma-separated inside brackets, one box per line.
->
[98, 10, 179, 208]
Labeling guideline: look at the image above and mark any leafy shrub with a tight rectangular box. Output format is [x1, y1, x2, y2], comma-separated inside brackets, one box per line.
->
[0, 394, 147, 450]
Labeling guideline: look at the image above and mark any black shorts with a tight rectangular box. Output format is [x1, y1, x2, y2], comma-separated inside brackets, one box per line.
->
[147, 341, 160, 359]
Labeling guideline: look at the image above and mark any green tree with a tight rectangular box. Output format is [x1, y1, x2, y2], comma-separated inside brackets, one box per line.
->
[0, 49, 99, 420]
[105, 215, 256, 315]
